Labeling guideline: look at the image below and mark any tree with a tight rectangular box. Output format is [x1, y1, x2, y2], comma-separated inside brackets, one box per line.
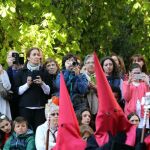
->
[0, 0, 150, 70]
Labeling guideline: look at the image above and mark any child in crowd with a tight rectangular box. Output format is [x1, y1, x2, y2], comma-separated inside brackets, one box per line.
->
[3, 116, 35, 150]
[0, 114, 12, 149]
[35, 96, 59, 150]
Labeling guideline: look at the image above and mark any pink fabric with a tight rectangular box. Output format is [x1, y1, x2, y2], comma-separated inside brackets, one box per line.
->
[125, 125, 136, 146]
[144, 135, 150, 150]
[94, 53, 133, 146]
[53, 73, 86, 150]
[123, 81, 149, 117]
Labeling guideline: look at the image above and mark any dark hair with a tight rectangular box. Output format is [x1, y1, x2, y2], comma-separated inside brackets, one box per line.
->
[127, 112, 140, 121]
[43, 58, 60, 73]
[76, 107, 91, 126]
[62, 53, 77, 69]
[100, 56, 119, 78]
[13, 116, 28, 128]
[110, 53, 126, 74]
[129, 63, 142, 72]
[130, 54, 147, 73]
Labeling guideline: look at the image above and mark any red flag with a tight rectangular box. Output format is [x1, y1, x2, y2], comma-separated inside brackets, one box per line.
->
[53, 73, 86, 150]
[94, 52, 134, 146]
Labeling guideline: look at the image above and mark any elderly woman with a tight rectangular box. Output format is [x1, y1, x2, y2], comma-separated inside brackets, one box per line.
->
[35, 96, 59, 150]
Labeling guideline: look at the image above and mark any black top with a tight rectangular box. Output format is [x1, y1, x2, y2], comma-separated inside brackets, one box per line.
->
[14, 66, 50, 107]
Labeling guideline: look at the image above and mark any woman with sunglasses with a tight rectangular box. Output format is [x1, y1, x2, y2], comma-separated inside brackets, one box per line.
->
[35, 96, 59, 150]
[0, 114, 12, 149]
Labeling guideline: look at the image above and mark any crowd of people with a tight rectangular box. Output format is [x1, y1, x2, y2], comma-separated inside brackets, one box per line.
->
[0, 47, 150, 149]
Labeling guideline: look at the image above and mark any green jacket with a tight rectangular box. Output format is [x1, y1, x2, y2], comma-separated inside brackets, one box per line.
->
[3, 129, 35, 150]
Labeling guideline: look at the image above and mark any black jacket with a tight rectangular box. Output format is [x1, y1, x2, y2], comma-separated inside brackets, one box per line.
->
[14, 66, 50, 107]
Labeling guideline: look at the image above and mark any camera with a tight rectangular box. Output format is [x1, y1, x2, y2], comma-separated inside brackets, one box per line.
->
[12, 52, 24, 65]
[72, 61, 79, 67]
[134, 73, 143, 80]
[31, 70, 41, 80]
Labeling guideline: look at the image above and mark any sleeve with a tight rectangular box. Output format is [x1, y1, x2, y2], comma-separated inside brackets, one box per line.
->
[0, 70, 11, 90]
[41, 82, 50, 95]
[26, 136, 36, 150]
[122, 81, 132, 102]
[35, 126, 46, 150]
[18, 83, 30, 95]
[56, 70, 71, 91]
[76, 74, 89, 94]
[3, 136, 12, 150]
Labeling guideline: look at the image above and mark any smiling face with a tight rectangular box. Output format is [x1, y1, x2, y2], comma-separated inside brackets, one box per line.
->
[27, 49, 41, 65]
[0, 120, 11, 133]
[81, 111, 91, 125]
[103, 59, 114, 76]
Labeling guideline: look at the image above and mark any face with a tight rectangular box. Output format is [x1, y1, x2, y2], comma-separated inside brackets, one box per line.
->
[0, 120, 11, 133]
[129, 115, 140, 126]
[46, 61, 58, 74]
[81, 111, 91, 125]
[85, 56, 95, 74]
[65, 57, 75, 70]
[27, 49, 40, 65]
[132, 58, 144, 68]
[7, 51, 17, 67]
[103, 59, 114, 76]
[14, 122, 28, 135]
[111, 56, 120, 67]
[49, 110, 59, 128]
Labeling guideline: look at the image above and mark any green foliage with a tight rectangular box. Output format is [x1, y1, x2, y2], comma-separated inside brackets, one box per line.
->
[0, 0, 150, 70]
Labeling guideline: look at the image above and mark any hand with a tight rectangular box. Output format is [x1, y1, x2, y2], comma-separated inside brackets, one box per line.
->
[89, 81, 97, 89]
[141, 73, 149, 85]
[0, 64, 4, 74]
[72, 66, 80, 75]
[27, 76, 32, 87]
[33, 76, 43, 85]
[128, 73, 134, 83]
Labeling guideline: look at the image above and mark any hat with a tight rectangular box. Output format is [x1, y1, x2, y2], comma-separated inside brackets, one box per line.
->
[45, 96, 59, 118]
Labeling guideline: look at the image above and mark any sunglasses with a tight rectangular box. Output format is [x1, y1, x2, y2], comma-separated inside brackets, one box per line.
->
[50, 113, 59, 117]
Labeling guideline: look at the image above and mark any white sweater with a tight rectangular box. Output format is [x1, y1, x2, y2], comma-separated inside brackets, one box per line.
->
[35, 121, 57, 150]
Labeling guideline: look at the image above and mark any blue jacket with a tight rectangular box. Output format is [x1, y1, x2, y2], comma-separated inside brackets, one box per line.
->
[56, 70, 88, 100]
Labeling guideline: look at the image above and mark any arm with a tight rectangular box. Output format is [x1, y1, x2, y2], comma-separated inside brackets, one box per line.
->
[35, 126, 46, 150]
[26, 136, 36, 150]
[76, 74, 89, 94]
[122, 81, 132, 102]
[0, 70, 11, 90]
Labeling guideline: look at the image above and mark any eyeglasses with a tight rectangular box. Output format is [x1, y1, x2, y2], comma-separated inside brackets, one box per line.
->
[50, 113, 59, 117]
